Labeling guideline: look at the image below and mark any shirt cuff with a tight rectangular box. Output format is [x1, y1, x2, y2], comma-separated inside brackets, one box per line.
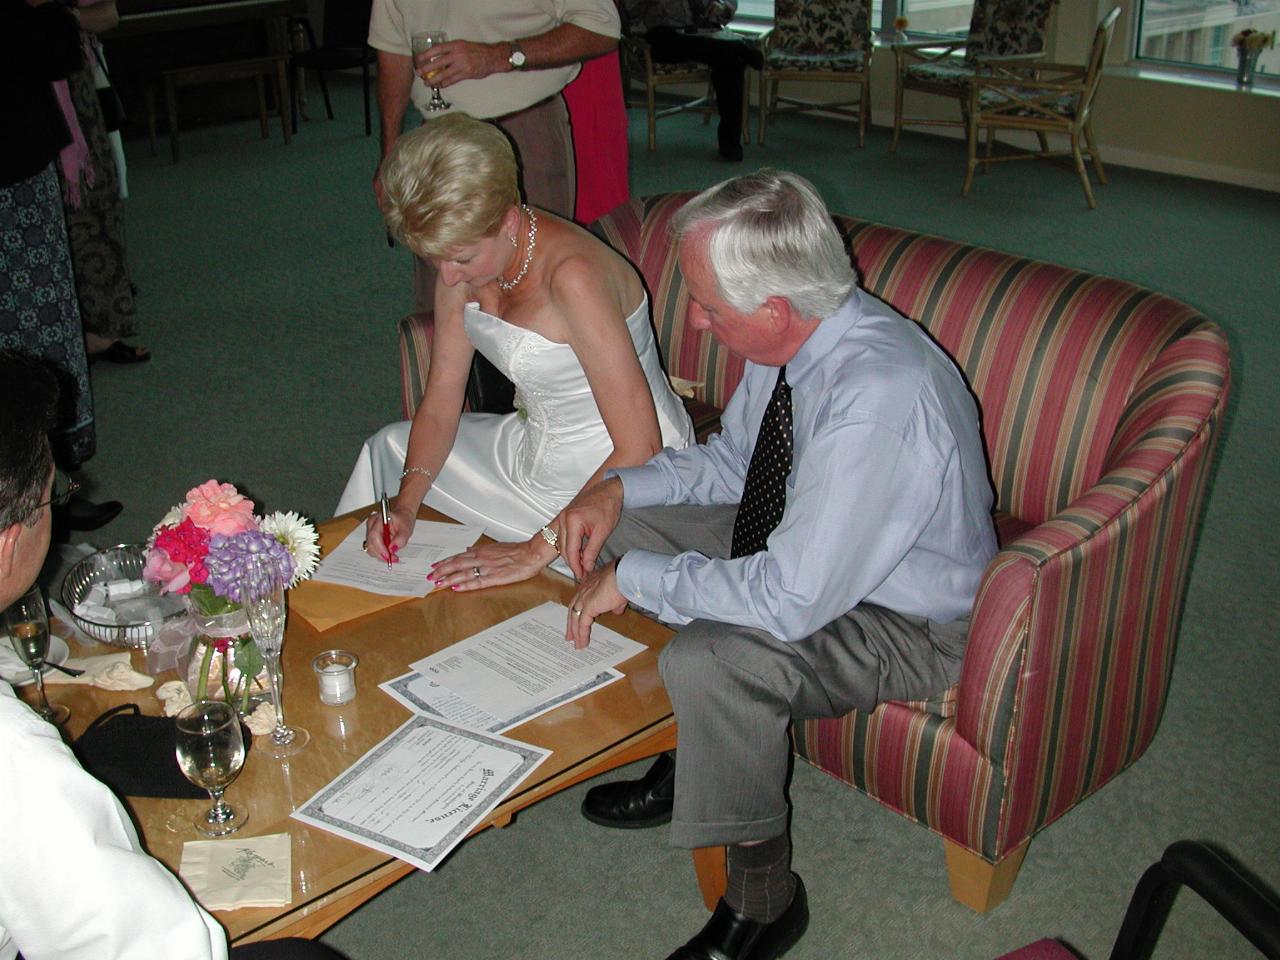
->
[615, 550, 669, 615]
[611, 465, 670, 509]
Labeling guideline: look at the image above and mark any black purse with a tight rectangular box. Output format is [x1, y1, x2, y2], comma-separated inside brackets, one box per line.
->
[73, 703, 251, 799]
[92, 45, 127, 132]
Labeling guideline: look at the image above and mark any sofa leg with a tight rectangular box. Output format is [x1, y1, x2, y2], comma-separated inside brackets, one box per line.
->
[692, 845, 727, 911]
[943, 837, 1029, 912]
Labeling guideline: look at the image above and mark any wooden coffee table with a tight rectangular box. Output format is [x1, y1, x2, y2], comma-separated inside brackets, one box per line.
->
[46, 509, 723, 944]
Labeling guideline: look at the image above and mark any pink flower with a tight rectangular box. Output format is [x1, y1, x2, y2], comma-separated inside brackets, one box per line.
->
[143, 546, 192, 595]
[182, 479, 257, 536]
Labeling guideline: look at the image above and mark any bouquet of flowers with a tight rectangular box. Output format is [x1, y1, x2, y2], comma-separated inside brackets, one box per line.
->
[144, 480, 319, 708]
[1232, 28, 1276, 51]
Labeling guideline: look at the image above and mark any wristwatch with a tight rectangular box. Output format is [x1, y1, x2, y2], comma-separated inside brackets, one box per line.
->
[507, 40, 527, 70]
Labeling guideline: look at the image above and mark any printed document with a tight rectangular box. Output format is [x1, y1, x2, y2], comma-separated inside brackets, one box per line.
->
[405, 601, 645, 720]
[380, 666, 625, 734]
[311, 521, 482, 597]
[293, 714, 549, 873]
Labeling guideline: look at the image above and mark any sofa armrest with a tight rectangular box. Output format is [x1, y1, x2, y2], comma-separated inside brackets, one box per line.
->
[956, 325, 1230, 847]
[398, 311, 433, 421]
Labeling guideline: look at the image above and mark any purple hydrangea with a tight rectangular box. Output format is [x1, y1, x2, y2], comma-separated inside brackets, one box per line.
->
[205, 530, 295, 604]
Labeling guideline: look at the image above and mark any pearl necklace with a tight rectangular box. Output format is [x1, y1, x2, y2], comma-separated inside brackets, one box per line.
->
[497, 205, 538, 292]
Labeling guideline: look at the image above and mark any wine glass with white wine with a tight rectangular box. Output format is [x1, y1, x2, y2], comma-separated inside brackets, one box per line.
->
[175, 699, 248, 836]
[242, 555, 309, 759]
[411, 31, 451, 111]
[3, 584, 68, 725]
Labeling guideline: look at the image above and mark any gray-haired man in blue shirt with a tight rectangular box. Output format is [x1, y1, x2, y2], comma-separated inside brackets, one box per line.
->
[559, 170, 997, 960]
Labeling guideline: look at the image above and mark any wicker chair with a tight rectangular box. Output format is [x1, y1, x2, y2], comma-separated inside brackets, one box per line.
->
[620, 35, 740, 152]
[891, 0, 1057, 152]
[758, 0, 873, 147]
[964, 7, 1121, 209]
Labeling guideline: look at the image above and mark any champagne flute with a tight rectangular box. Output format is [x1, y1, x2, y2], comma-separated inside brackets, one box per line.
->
[3, 585, 68, 725]
[175, 700, 248, 836]
[411, 31, 452, 111]
[242, 556, 309, 759]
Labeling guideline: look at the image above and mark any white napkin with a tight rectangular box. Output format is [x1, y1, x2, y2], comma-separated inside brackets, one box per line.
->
[156, 680, 276, 735]
[45, 652, 154, 690]
[179, 833, 292, 911]
[668, 374, 703, 399]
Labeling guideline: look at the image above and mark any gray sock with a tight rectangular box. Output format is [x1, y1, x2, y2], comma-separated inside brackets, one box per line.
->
[724, 834, 796, 923]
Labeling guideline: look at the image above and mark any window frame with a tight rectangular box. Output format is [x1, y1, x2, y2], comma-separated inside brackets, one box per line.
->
[1131, 0, 1280, 89]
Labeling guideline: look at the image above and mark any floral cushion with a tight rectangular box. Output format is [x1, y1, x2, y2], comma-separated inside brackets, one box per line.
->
[765, 49, 867, 71]
[649, 57, 710, 76]
[772, 0, 870, 56]
[966, 0, 1056, 60]
[978, 87, 1076, 117]
[905, 60, 976, 87]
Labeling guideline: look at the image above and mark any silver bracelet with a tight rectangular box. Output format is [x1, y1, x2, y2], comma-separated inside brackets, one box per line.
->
[538, 525, 559, 553]
[400, 466, 434, 483]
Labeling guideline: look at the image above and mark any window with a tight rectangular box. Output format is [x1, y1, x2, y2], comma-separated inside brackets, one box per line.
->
[733, 0, 975, 38]
[1135, 0, 1280, 80]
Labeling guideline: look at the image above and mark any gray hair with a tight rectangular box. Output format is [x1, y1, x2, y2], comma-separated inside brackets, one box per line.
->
[672, 169, 856, 320]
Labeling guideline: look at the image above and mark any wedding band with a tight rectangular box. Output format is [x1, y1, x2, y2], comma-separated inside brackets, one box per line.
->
[472, 566, 482, 578]
[573, 607, 582, 616]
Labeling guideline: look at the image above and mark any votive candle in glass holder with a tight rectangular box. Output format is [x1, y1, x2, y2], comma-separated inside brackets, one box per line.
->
[312, 650, 359, 705]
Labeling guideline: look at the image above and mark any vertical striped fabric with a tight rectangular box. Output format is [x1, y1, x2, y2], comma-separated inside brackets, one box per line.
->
[595, 196, 1232, 868]
[400, 195, 1231, 871]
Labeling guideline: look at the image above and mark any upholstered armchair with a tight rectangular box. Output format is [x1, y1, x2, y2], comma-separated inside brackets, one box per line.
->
[399, 194, 1231, 912]
[891, 0, 1057, 152]
[964, 7, 1121, 208]
[758, 0, 873, 147]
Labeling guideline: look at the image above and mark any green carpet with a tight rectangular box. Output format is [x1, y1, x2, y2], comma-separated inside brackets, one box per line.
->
[69, 75, 1279, 959]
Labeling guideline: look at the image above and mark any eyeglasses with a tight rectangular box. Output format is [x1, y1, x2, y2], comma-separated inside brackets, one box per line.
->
[32, 473, 80, 512]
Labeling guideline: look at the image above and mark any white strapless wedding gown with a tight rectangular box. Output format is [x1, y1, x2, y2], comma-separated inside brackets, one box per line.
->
[335, 297, 694, 542]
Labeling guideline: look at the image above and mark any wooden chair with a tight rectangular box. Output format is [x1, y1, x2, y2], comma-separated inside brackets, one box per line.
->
[620, 35, 739, 152]
[891, 0, 1057, 152]
[158, 55, 290, 162]
[963, 7, 1121, 209]
[288, 0, 376, 136]
[758, 0, 873, 147]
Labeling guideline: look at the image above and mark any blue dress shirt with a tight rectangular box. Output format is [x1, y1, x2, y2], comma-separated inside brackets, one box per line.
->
[612, 288, 998, 642]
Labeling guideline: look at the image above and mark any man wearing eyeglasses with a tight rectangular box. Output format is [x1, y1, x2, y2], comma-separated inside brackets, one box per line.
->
[0, 350, 343, 960]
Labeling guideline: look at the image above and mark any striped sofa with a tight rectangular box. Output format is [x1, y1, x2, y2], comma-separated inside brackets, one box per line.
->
[397, 193, 1231, 911]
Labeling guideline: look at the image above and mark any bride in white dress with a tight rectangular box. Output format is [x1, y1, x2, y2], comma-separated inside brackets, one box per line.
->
[337, 114, 693, 588]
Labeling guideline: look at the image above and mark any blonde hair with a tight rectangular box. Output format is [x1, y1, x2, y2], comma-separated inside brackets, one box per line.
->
[381, 114, 521, 260]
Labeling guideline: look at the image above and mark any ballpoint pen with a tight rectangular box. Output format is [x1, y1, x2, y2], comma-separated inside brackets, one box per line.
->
[379, 494, 393, 570]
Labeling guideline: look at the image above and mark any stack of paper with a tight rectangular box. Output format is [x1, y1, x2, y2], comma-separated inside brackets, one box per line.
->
[379, 601, 645, 733]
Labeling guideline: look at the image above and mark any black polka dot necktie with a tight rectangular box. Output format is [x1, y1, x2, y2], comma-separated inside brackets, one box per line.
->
[731, 365, 793, 559]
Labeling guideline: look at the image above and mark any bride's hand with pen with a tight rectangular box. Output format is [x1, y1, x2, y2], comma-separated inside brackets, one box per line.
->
[363, 500, 416, 563]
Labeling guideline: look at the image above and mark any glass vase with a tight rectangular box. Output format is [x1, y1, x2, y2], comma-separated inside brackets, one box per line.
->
[1236, 48, 1261, 87]
[182, 601, 268, 716]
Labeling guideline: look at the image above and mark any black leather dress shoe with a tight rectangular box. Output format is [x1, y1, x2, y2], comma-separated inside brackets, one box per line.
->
[55, 494, 123, 532]
[665, 875, 808, 960]
[581, 752, 675, 828]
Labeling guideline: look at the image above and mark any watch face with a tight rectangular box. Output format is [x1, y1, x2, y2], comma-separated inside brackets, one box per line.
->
[510, 50, 527, 67]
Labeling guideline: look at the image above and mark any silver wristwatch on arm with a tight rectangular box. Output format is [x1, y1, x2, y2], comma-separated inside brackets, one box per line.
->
[507, 39, 527, 69]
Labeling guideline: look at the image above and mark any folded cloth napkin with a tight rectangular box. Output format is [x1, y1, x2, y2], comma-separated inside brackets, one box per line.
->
[180, 833, 292, 911]
[47, 652, 154, 690]
[156, 680, 276, 736]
